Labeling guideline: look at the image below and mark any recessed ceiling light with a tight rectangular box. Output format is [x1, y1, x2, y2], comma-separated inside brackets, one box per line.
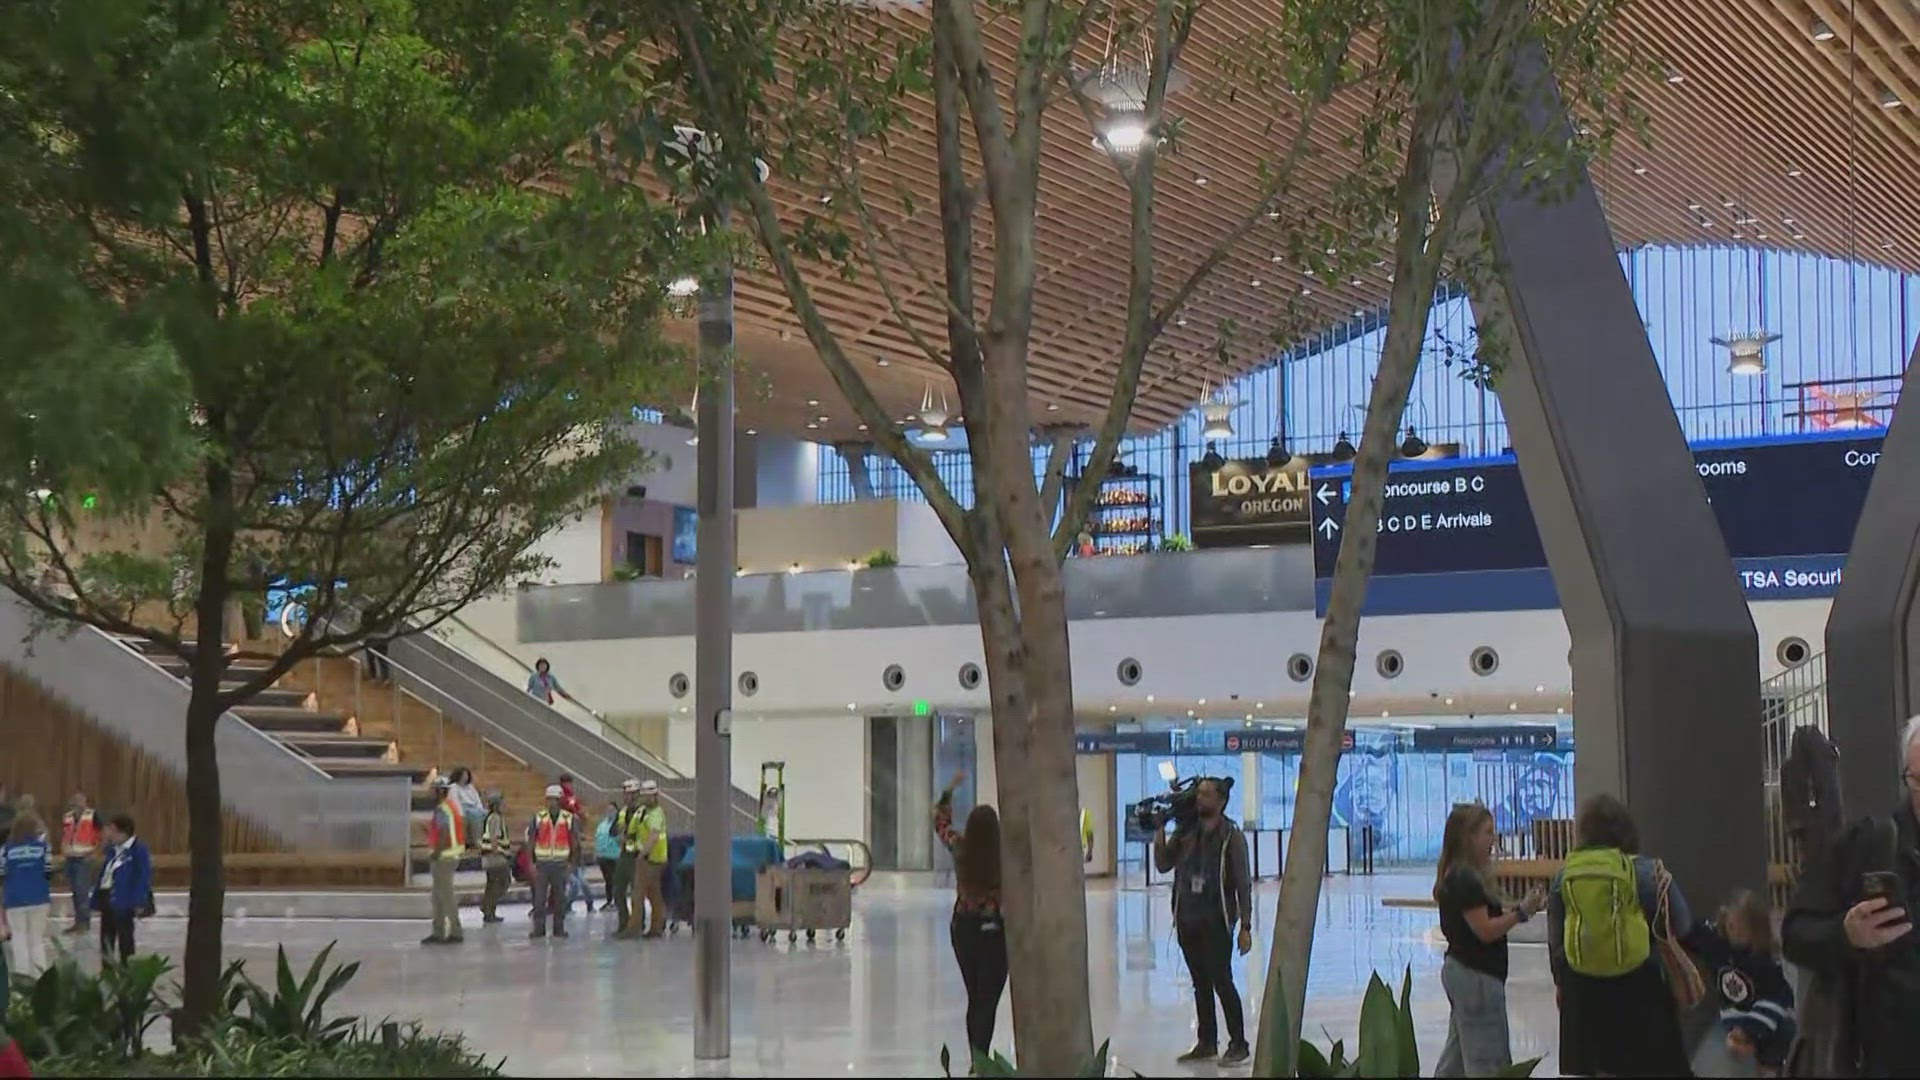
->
[1348, 277, 1361, 286]
[1444, 697, 1455, 706]
[1664, 66, 1684, 84]
[1193, 175, 1208, 186]
[857, 424, 868, 431]
[1266, 209, 1280, 219]
[1880, 89, 1903, 109]
[1786, 166, 1803, 177]
[1300, 286, 1313, 296]
[1556, 707, 1566, 715]
[746, 428, 757, 435]
[819, 193, 833, 204]
[1198, 698, 1207, 706]
[1632, 165, 1647, 175]
[876, 357, 890, 367]
[1047, 403, 1059, 411]
[806, 422, 818, 429]
[1791, 232, 1806, 240]
[1508, 702, 1519, 711]
[1250, 278, 1262, 287]
[1883, 239, 1897, 250]
[1109, 705, 1117, 712]
[1175, 316, 1188, 327]
[1534, 684, 1545, 693]
[1811, 19, 1835, 42]
[1380, 710, 1390, 718]
[1271, 254, 1284, 263]
[1255, 702, 1264, 709]
[807, 399, 820, 406]
[1720, 196, 1736, 208]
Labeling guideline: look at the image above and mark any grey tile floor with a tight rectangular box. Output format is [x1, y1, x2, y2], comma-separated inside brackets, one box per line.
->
[52, 873, 1566, 1077]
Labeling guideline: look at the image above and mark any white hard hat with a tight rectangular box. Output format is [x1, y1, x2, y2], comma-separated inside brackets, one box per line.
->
[638, 780, 660, 796]
[621, 778, 641, 793]
[544, 784, 564, 799]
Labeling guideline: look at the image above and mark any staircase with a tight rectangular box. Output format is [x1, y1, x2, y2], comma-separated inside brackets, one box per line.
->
[129, 641, 417, 784]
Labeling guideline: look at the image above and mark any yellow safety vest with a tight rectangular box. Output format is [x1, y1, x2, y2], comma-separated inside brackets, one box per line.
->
[1081, 808, 1095, 852]
[626, 805, 668, 864]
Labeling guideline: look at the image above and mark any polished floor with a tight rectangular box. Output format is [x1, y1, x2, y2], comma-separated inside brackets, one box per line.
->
[50, 873, 1567, 1076]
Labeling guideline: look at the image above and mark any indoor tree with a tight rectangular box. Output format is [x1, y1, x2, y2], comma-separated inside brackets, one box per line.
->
[1255, 0, 1642, 1072]
[0, 0, 697, 1034]
[605, 0, 1393, 1070]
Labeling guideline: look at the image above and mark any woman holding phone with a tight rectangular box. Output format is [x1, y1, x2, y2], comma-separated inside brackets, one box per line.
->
[1432, 803, 1543, 1077]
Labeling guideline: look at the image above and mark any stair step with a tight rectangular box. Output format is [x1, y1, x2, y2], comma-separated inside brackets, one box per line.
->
[148, 655, 278, 679]
[245, 712, 353, 736]
[308, 759, 423, 780]
[282, 733, 392, 760]
[245, 688, 315, 710]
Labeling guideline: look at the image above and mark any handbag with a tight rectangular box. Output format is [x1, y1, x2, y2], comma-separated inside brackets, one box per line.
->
[1652, 860, 1705, 1011]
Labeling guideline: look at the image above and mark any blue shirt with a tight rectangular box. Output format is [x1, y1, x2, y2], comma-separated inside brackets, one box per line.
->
[594, 817, 621, 860]
[526, 671, 563, 702]
[1, 837, 54, 908]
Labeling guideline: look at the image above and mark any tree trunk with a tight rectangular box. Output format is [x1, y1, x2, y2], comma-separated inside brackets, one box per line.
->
[1257, 249, 1449, 1075]
[178, 689, 226, 1039]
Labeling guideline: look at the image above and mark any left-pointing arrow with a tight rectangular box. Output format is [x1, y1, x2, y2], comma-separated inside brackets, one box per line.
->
[1316, 484, 1335, 506]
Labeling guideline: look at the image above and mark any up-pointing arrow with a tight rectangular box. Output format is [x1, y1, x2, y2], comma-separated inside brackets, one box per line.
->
[1315, 484, 1335, 506]
[1317, 517, 1340, 539]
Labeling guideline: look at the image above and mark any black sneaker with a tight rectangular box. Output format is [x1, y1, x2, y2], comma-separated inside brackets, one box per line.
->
[419, 935, 447, 946]
[1177, 1044, 1218, 1063]
[1220, 1042, 1251, 1066]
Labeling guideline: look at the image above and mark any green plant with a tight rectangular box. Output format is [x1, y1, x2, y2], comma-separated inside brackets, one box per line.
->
[1161, 533, 1194, 552]
[35, 1022, 504, 1078]
[864, 548, 900, 569]
[1256, 965, 1541, 1078]
[226, 944, 360, 1048]
[611, 565, 642, 581]
[7, 954, 172, 1063]
[941, 1039, 1111, 1077]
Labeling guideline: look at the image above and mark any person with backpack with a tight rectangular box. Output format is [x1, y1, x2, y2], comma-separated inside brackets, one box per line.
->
[1546, 793, 1696, 1076]
[1782, 714, 1920, 1078]
[1432, 803, 1544, 1077]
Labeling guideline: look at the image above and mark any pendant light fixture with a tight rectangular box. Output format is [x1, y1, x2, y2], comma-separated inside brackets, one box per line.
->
[1201, 441, 1226, 471]
[1399, 427, 1428, 458]
[1199, 369, 1237, 441]
[1332, 432, 1356, 462]
[917, 384, 951, 442]
[1265, 436, 1291, 468]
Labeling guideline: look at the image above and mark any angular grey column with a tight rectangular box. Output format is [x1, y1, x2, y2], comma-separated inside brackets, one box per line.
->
[1441, 42, 1766, 906]
[693, 206, 735, 1061]
[1825, 333, 1920, 812]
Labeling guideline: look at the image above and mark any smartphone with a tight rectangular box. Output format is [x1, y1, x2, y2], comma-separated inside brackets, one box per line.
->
[1863, 871, 1903, 903]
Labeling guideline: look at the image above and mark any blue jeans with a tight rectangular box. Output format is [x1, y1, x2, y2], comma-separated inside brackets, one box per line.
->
[65, 857, 97, 928]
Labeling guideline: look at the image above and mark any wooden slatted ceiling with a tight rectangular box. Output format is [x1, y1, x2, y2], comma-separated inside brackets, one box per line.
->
[701, 1, 1920, 445]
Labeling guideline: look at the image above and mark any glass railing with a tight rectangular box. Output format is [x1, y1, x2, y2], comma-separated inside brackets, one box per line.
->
[517, 543, 1317, 642]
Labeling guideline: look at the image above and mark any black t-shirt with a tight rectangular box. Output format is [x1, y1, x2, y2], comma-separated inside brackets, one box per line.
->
[1436, 868, 1508, 981]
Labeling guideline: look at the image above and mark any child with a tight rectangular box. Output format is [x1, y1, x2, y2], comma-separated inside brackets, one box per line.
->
[1689, 889, 1796, 1077]
[0, 812, 55, 978]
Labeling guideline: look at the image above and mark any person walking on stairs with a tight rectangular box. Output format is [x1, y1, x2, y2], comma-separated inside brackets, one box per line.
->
[479, 792, 512, 925]
[528, 785, 581, 939]
[610, 781, 642, 939]
[422, 776, 465, 945]
[627, 780, 669, 938]
[59, 792, 100, 935]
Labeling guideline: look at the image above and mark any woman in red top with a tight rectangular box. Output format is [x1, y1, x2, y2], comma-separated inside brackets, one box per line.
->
[934, 771, 1005, 1063]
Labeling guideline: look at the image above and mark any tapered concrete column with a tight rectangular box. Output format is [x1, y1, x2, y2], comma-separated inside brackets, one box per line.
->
[1825, 334, 1920, 812]
[1440, 42, 1767, 907]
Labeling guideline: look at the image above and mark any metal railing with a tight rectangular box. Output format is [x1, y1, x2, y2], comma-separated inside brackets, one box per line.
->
[0, 592, 409, 862]
[332, 637, 701, 827]
[429, 610, 682, 778]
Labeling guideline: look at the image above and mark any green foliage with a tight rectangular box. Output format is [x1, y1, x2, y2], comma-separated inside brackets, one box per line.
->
[863, 548, 899, 569]
[34, 1024, 502, 1078]
[6, 954, 172, 1063]
[0, 0, 704, 661]
[940, 1039, 1112, 1077]
[1161, 533, 1193, 553]
[222, 944, 360, 1049]
[1252, 965, 1541, 1078]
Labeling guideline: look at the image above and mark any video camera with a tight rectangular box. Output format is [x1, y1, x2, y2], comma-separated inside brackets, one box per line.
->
[1130, 766, 1232, 835]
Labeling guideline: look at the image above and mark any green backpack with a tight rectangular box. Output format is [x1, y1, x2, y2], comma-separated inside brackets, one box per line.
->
[1561, 847, 1650, 977]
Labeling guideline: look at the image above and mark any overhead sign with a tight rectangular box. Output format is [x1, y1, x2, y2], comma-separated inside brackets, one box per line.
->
[1410, 727, 1557, 752]
[1310, 433, 1883, 594]
[1190, 458, 1312, 548]
[1223, 730, 1356, 753]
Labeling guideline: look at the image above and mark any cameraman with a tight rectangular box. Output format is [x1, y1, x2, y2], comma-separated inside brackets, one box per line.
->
[1153, 778, 1254, 1066]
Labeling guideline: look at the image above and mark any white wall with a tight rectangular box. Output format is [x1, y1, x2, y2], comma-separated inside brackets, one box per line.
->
[627, 420, 699, 506]
[666, 713, 868, 843]
[530, 510, 604, 586]
[895, 500, 964, 566]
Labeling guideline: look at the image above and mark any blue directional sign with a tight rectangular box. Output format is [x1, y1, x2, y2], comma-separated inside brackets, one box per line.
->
[1310, 431, 1884, 612]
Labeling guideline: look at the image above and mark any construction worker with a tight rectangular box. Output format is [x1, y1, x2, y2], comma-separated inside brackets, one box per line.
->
[478, 792, 511, 925]
[611, 779, 643, 939]
[528, 784, 580, 939]
[627, 780, 669, 938]
[1081, 806, 1096, 865]
[423, 776, 465, 945]
[59, 792, 100, 935]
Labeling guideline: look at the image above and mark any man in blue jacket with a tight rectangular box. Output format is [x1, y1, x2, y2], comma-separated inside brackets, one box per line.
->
[92, 814, 151, 964]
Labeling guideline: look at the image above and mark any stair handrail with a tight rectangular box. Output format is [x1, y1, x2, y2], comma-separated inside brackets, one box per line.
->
[426, 609, 685, 780]
[331, 639, 700, 823]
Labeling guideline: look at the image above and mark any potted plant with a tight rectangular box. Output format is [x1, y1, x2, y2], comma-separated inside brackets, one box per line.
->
[864, 549, 899, 569]
[1162, 533, 1194, 552]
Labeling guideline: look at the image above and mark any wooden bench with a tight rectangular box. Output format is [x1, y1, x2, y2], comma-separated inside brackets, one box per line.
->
[149, 851, 407, 889]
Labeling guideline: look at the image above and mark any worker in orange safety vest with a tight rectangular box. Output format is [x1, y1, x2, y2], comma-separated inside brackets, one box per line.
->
[60, 793, 100, 935]
[527, 784, 581, 939]
[423, 776, 466, 945]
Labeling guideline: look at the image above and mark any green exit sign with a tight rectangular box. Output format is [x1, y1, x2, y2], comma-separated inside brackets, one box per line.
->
[912, 700, 931, 716]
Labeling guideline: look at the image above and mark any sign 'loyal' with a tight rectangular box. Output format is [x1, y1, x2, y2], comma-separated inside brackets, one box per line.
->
[1190, 458, 1313, 548]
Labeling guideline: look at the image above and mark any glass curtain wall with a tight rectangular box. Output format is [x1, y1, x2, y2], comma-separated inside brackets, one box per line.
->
[817, 246, 1920, 541]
